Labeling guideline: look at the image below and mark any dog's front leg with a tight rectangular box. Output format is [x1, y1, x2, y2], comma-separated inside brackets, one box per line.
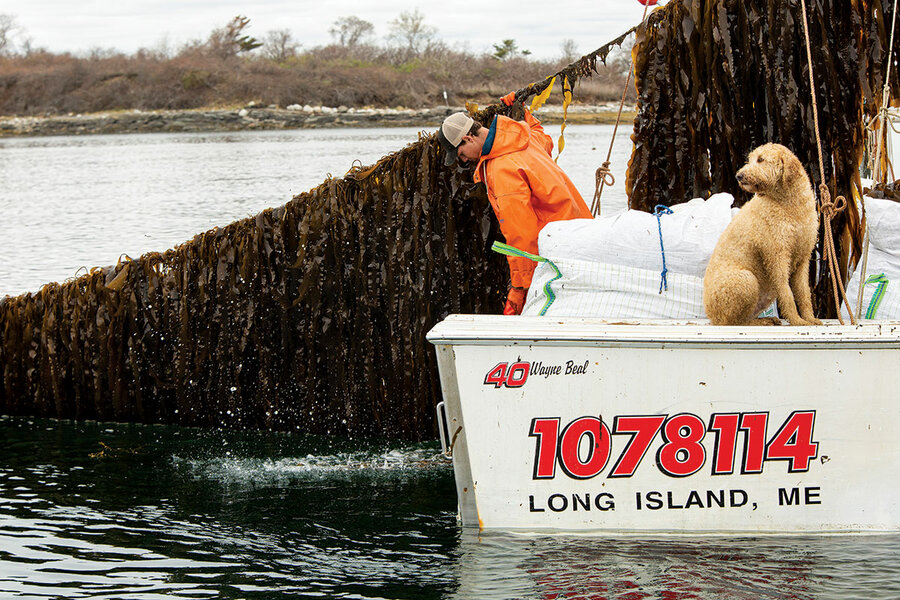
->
[790, 261, 822, 325]
[770, 260, 807, 325]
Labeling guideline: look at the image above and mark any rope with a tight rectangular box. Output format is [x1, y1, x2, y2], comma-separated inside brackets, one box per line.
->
[857, 0, 899, 318]
[590, 0, 652, 217]
[653, 204, 673, 293]
[491, 241, 563, 316]
[592, 161, 615, 215]
[798, 0, 856, 325]
[863, 273, 889, 319]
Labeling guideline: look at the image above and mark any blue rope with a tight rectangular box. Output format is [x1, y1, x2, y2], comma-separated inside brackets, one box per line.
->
[654, 205, 673, 294]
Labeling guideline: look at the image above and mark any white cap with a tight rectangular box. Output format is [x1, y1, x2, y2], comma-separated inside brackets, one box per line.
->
[437, 112, 475, 165]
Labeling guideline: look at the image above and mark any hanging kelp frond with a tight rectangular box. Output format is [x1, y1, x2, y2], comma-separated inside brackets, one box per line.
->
[0, 139, 508, 438]
[0, 35, 633, 440]
[626, 0, 900, 316]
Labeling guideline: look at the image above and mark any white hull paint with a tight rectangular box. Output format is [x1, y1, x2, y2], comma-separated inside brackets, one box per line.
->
[427, 316, 900, 534]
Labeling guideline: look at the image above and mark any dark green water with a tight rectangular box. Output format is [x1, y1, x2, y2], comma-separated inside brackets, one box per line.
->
[3, 415, 900, 600]
[0, 416, 458, 599]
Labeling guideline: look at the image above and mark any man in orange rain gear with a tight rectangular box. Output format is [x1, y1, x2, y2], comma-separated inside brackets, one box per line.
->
[437, 93, 592, 315]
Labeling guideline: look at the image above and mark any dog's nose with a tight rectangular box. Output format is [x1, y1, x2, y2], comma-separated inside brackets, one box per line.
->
[736, 172, 745, 183]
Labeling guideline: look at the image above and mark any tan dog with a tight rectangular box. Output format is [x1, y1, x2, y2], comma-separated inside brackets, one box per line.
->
[703, 143, 822, 326]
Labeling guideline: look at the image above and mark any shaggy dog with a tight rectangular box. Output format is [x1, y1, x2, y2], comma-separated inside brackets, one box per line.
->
[703, 143, 822, 326]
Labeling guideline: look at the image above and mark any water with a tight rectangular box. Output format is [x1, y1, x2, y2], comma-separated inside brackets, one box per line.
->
[3, 416, 900, 600]
[3, 126, 900, 598]
[0, 125, 630, 297]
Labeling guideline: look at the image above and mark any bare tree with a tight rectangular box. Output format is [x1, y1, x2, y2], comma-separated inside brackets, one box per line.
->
[560, 39, 579, 63]
[0, 13, 27, 56]
[329, 16, 374, 47]
[386, 9, 437, 58]
[206, 15, 261, 59]
[262, 29, 299, 62]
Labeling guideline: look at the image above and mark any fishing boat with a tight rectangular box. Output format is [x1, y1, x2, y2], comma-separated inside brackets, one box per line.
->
[427, 315, 900, 533]
[424, 0, 900, 534]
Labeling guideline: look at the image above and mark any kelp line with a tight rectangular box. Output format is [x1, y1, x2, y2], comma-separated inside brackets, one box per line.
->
[2, 1, 898, 438]
[626, 0, 900, 316]
[0, 35, 630, 439]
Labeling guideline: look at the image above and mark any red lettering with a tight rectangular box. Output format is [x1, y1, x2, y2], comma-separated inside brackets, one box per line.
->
[529, 418, 560, 479]
[609, 415, 665, 478]
[558, 417, 611, 479]
[765, 411, 818, 472]
[656, 414, 707, 477]
[740, 412, 768, 473]
[708, 413, 739, 475]
[484, 363, 507, 388]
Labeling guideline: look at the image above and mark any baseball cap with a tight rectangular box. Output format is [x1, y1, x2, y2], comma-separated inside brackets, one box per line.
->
[437, 112, 475, 166]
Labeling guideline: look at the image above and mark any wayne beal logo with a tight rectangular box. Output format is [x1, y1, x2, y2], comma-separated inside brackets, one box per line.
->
[483, 360, 589, 388]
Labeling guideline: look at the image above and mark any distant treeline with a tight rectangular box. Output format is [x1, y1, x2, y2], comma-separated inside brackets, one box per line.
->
[0, 12, 632, 117]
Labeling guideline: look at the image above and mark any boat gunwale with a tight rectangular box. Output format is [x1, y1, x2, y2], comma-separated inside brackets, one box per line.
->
[427, 315, 900, 348]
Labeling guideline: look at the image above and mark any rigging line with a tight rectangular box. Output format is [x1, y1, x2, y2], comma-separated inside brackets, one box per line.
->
[591, 0, 653, 217]
[798, 0, 856, 325]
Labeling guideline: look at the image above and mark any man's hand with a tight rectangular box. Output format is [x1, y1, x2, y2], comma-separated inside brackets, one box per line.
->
[503, 286, 528, 315]
[501, 92, 517, 107]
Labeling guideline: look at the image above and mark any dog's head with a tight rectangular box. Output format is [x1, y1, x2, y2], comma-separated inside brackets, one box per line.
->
[735, 143, 808, 195]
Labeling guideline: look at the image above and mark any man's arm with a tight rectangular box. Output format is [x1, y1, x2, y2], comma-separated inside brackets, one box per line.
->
[493, 188, 541, 291]
[500, 92, 553, 156]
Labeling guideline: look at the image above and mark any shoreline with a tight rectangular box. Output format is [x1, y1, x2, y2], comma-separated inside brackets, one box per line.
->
[0, 104, 637, 138]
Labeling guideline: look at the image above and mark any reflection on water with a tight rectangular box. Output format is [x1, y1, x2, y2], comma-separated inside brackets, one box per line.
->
[0, 125, 630, 296]
[456, 531, 900, 600]
[2, 416, 900, 599]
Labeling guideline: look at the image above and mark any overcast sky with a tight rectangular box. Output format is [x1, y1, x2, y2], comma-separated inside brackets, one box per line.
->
[2, 1, 665, 59]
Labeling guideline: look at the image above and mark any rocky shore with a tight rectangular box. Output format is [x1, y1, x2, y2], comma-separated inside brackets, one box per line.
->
[0, 103, 635, 138]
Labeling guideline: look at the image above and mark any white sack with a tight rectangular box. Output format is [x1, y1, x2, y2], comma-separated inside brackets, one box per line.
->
[536, 193, 736, 279]
[523, 194, 737, 318]
[522, 258, 707, 319]
[843, 196, 900, 320]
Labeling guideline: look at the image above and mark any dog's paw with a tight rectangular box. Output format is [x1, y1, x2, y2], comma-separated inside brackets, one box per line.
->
[787, 316, 819, 326]
[754, 317, 782, 326]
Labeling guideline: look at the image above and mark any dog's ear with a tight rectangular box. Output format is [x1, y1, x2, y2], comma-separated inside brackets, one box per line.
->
[783, 153, 807, 185]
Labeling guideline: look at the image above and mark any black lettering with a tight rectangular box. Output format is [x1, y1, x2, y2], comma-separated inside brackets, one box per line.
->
[594, 493, 615, 511]
[730, 489, 748, 507]
[667, 491, 684, 509]
[646, 491, 663, 510]
[529, 495, 545, 512]
[805, 487, 821, 505]
[778, 487, 800, 506]
[707, 489, 725, 508]
[685, 490, 704, 508]
[548, 494, 568, 512]
[573, 493, 591, 511]
[635, 492, 642, 510]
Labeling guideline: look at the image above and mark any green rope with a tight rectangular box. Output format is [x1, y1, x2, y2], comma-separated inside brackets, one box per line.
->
[491, 241, 562, 316]
[864, 273, 889, 319]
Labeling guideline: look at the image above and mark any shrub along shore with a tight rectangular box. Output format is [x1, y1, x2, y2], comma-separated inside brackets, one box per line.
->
[0, 103, 636, 138]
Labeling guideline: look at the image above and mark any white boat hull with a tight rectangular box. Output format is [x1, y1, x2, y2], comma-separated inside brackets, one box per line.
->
[427, 316, 900, 533]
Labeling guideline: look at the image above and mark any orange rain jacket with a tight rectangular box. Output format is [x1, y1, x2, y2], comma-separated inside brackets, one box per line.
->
[474, 110, 592, 290]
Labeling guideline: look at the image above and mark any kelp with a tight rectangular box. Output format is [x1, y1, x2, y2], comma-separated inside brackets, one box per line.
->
[2, 2, 899, 438]
[0, 36, 631, 440]
[627, 0, 900, 316]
